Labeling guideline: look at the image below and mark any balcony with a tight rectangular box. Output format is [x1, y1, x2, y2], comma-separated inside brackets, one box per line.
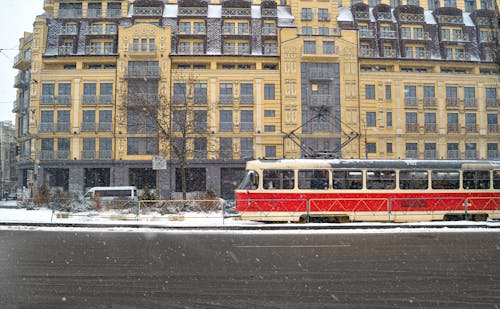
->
[98, 122, 112, 132]
[58, 46, 75, 56]
[464, 98, 476, 107]
[424, 123, 437, 133]
[447, 150, 460, 159]
[240, 95, 253, 104]
[178, 7, 208, 16]
[81, 150, 96, 160]
[107, 8, 122, 18]
[99, 150, 112, 160]
[379, 30, 397, 39]
[81, 122, 96, 132]
[133, 6, 163, 17]
[354, 11, 369, 19]
[126, 94, 159, 106]
[465, 124, 478, 133]
[82, 95, 98, 105]
[405, 97, 418, 106]
[437, 15, 463, 24]
[124, 67, 160, 79]
[57, 150, 70, 160]
[56, 122, 70, 132]
[446, 98, 458, 107]
[405, 50, 431, 59]
[486, 98, 499, 107]
[309, 95, 333, 106]
[219, 95, 233, 105]
[424, 97, 436, 107]
[172, 94, 186, 104]
[41, 150, 54, 160]
[14, 73, 30, 88]
[399, 13, 425, 23]
[240, 122, 254, 132]
[487, 150, 499, 160]
[424, 150, 437, 160]
[13, 52, 31, 70]
[488, 124, 499, 133]
[405, 123, 419, 133]
[465, 150, 477, 160]
[58, 9, 82, 18]
[219, 122, 233, 132]
[219, 150, 233, 160]
[309, 68, 335, 80]
[401, 32, 431, 41]
[39, 123, 55, 133]
[447, 124, 459, 133]
[86, 46, 116, 56]
[99, 95, 113, 104]
[40, 95, 56, 105]
[359, 30, 375, 38]
[377, 12, 392, 20]
[87, 9, 102, 18]
[405, 150, 419, 159]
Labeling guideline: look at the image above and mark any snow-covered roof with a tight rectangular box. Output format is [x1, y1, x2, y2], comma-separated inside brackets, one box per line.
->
[424, 10, 436, 24]
[277, 6, 293, 20]
[369, 8, 376, 22]
[463, 12, 475, 26]
[164, 4, 178, 18]
[208, 5, 222, 18]
[337, 7, 354, 22]
[251, 5, 261, 19]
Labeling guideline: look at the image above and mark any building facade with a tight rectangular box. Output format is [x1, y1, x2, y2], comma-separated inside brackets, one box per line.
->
[13, 0, 499, 199]
[0, 121, 18, 196]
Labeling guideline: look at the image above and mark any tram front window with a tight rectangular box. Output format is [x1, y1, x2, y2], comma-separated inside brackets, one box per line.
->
[238, 171, 258, 190]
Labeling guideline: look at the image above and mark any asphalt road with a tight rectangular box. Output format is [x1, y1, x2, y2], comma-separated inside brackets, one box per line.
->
[0, 229, 499, 308]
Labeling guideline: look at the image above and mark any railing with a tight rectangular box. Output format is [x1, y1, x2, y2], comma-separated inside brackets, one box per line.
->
[39, 123, 54, 132]
[58, 9, 82, 18]
[106, 9, 122, 18]
[219, 95, 233, 104]
[57, 150, 70, 160]
[240, 95, 253, 104]
[424, 97, 436, 106]
[41, 150, 54, 160]
[424, 123, 437, 133]
[359, 30, 375, 38]
[87, 9, 102, 18]
[380, 30, 397, 39]
[447, 150, 460, 159]
[81, 150, 96, 160]
[465, 150, 478, 160]
[240, 122, 254, 132]
[40, 95, 55, 105]
[219, 122, 233, 132]
[125, 67, 161, 79]
[488, 124, 499, 133]
[57, 122, 70, 132]
[465, 124, 478, 133]
[99, 150, 112, 160]
[377, 12, 392, 20]
[424, 150, 437, 160]
[446, 98, 458, 107]
[98, 122, 112, 132]
[405, 123, 419, 133]
[81, 122, 96, 132]
[487, 150, 499, 160]
[447, 124, 459, 133]
[99, 95, 113, 104]
[309, 95, 333, 106]
[405, 97, 418, 106]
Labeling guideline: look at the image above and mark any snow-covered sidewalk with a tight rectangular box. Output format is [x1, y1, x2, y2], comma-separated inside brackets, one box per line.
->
[1, 204, 500, 231]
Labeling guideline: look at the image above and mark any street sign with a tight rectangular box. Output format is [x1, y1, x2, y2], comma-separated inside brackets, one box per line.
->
[152, 156, 167, 170]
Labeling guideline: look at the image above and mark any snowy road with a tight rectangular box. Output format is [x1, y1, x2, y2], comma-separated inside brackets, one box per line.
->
[0, 229, 499, 308]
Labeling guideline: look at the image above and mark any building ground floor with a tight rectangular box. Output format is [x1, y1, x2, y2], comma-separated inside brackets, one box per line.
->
[16, 160, 247, 200]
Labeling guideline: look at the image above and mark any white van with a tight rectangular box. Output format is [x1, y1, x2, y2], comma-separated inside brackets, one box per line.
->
[83, 186, 139, 201]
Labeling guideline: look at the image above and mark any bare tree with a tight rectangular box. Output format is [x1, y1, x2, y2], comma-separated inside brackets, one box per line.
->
[120, 70, 206, 200]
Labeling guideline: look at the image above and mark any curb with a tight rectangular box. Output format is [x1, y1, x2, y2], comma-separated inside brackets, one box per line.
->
[0, 221, 499, 230]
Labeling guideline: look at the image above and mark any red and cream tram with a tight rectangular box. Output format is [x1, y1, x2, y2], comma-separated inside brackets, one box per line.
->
[235, 159, 500, 222]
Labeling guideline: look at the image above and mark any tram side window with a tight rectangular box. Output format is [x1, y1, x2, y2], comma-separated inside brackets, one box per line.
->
[263, 170, 294, 189]
[463, 170, 490, 189]
[366, 170, 396, 189]
[238, 170, 258, 190]
[399, 171, 428, 190]
[332, 170, 362, 189]
[494, 171, 500, 189]
[431, 171, 459, 189]
[298, 170, 329, 189]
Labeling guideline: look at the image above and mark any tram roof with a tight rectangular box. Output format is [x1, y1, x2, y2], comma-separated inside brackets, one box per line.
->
[246, 159, 500, 170]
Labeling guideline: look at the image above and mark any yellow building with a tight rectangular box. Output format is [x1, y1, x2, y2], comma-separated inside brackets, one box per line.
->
[13, 0, 499, 199]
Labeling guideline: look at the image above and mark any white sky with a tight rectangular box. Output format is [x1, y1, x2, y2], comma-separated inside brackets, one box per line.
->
[0, 0, 44, 123]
